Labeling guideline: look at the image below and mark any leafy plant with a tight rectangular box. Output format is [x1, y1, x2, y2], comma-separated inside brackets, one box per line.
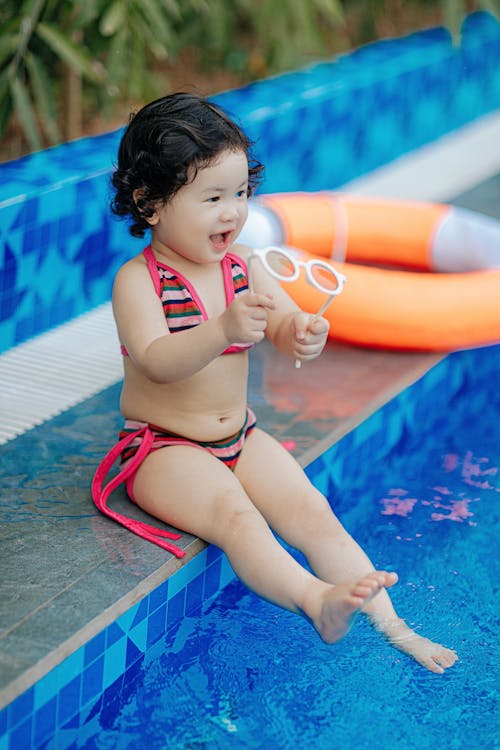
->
[0, 0, 188, 154]
[177, 0, 345, 77]
[0, 0, 345, 157]
[0, 0, 498, 160]
[1, 0, 107, 151]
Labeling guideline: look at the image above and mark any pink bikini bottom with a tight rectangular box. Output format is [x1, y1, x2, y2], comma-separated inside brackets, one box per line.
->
[91, 408, 257, 558]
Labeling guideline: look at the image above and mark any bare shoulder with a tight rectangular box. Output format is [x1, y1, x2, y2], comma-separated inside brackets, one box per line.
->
[112, 252, 157, 319]
[113, 252, 148, 290]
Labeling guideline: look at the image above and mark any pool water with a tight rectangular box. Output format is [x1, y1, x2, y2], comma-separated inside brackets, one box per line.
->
[50, 358, 499, 750]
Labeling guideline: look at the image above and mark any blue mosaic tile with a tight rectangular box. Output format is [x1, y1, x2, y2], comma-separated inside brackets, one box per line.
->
[7, 685, 33, 729]
[115, 600, 140, 633]
[33, 696, 57, 748]
[206, 544, 223, 565]
[84, 630, 106, 665]
[204, 557, 223, 600]
[185, 572, 204, 616]
[128, 621, 147, 654]
[101, 640, 126, 692]
[219, 555, 237, 589]
[167, 563, 193, 598]
[33, 669, 59, 714]
[8, 716, 32, 750]
[82, 694, 103, 728]
[166, 589, 186, 631]
[131, 598, 148, 628]
[1, 13, 499, 352]
[125, 638, 142, 670]
[61, 711, 81, 731]
[148, 579, 169, 614]
[146, 604, 167, 649]
[184, 547, 208, 580]
[100, 673, 125, 721]
[81, 656, 104, 706]
[63, 650, 85, 686]
[105, 621, 126, 648]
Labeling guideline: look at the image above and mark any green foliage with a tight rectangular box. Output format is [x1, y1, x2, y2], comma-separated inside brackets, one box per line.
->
[1, 0, 107, 151]
[176, 0, 344, 76]
[1, 0, 345, 156]
[0, 0, 498, 159]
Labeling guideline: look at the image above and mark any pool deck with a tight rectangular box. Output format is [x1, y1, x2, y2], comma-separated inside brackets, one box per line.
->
[1, 113, 500, 712]
[0, 342, 442, 712]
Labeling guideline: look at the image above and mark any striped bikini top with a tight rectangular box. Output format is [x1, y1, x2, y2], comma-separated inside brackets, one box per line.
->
[121, 245, 254, 357]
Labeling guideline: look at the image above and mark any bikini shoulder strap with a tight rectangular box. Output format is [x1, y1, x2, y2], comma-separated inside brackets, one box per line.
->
[142, 245, 162, 297]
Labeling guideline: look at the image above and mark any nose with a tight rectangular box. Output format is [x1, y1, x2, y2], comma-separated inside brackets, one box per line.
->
[220, 197, 241, 222]
[220, 206, 237, 222]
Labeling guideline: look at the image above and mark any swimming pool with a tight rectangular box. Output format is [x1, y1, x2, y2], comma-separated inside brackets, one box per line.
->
[2, 14, 500, 748]
[41, 346, 499, 750]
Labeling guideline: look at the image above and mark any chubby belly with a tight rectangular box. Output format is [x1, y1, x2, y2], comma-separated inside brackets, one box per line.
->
[120, 352, 250, 441]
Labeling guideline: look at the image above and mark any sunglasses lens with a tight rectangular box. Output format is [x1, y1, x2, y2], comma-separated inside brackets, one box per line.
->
[310, 263, 341, 293]
[266, 249, 296, 279]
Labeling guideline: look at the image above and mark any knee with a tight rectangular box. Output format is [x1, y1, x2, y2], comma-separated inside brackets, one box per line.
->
[212, 490, 267, 542]
[226, 506, 267, 539]
[298, 490, 344, 539]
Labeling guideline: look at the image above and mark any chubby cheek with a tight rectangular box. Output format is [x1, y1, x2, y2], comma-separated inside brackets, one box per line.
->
[238, 204, 249, 230]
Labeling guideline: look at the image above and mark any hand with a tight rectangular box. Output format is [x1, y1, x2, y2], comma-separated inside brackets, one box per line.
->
[291, 312, 329, 364]
[221, 291, 276, 345]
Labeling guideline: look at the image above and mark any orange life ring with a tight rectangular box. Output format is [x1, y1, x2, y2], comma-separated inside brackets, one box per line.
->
[241, 192, 500, 351]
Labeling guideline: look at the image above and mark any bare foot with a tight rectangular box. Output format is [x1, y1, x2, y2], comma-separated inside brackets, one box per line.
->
[313, 571, 398, 644]
[375, 618, 458, 674]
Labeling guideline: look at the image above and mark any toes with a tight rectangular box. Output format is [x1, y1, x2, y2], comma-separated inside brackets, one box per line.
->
[352, 579, 379, 599]
[435, 649, 458, 669]
[371, 571, 398, 589]
[350, 572, 394, 603]
[426, 648, 458, 672]
[427, 659, 445, 675]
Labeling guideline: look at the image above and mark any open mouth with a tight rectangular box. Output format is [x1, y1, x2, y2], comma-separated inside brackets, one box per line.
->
[210, 230, 233, 250]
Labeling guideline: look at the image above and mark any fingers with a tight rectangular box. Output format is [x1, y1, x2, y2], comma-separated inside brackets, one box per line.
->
[243, 293, 275, 326]
[293, 312, 329, 363]
[292, 312, 311, 343]
[293, 312, 329, 340]
[308, 316, 330, 336]
[245, 291, 276, 310]
[223, 292, 275, 344]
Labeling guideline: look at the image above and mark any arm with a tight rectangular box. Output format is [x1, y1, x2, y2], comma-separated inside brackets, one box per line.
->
[112, 258, 275, 383]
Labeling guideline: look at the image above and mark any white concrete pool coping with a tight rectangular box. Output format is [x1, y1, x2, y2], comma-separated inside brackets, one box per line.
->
[1, 109, 499, 445]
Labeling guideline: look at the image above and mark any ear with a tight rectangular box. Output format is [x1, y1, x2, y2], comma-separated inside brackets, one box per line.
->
[133, 189, 159, 226]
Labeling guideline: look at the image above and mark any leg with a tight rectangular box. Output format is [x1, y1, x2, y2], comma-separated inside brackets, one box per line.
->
[236, 428, 458, 673]
[131, 443, 396, 643]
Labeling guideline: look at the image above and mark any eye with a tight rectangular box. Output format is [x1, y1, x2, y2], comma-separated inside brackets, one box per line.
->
[207, 196, 220, 203]
[236, 189, 247, 198]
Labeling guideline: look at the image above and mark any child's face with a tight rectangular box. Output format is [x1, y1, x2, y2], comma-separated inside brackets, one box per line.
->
[148, 149, 249, 263]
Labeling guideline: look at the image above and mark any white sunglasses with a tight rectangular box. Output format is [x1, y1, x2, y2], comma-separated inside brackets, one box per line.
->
[248, 245, 346, 315]
[247, 245, 346, 367]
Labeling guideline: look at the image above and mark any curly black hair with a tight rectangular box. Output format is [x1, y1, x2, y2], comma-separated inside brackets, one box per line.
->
[111, 93, 264, 238]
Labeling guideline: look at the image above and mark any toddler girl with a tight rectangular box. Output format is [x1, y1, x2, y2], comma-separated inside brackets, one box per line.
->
[93, 93, 457, 673]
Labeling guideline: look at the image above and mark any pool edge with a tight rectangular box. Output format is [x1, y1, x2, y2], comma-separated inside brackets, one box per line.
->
[0, 352, 445, 720]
